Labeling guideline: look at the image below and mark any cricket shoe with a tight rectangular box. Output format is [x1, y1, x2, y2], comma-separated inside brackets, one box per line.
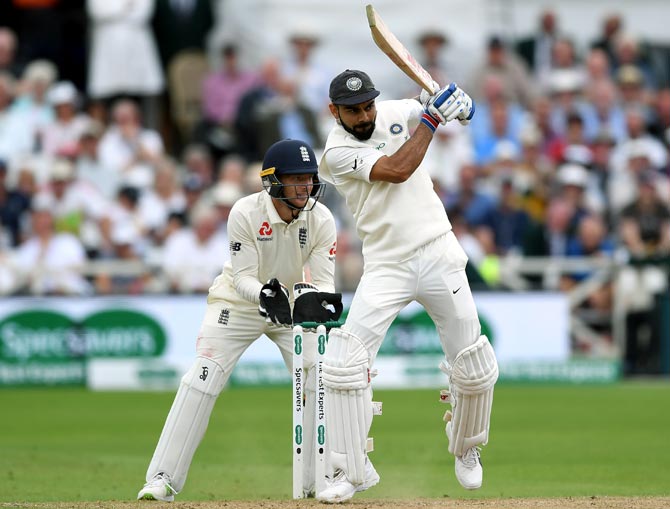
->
[137, 472, 177, 501]
[317, 457, 379, 503]
[447, 421, 483, 490]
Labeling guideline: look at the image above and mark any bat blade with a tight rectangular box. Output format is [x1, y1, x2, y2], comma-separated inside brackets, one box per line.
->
[366, 4, 438, 94]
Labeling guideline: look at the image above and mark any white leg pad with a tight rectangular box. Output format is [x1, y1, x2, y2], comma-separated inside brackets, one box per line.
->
[322, 328, 372, 485]
[444, 335, 498, 457]
[146, 356, 226, 492]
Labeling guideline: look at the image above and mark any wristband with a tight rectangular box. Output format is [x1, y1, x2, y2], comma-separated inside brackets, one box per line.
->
[421, 111, 439, 133]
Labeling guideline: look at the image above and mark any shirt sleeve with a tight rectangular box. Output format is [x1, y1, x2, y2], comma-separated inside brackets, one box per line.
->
[323, 145, 384, 184]
[307, 208, 337, 293]
[227, 206, 263, 304]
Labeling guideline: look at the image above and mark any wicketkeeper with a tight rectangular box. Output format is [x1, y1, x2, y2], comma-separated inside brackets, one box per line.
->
[137, 139, 343, 501]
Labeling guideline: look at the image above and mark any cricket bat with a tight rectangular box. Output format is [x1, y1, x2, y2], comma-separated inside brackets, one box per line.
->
[366, 4, 438, 95]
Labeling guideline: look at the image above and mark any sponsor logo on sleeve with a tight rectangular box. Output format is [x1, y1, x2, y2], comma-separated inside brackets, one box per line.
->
[229, 241, 241, 254]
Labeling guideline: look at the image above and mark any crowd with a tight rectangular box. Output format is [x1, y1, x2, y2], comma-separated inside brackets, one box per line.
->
[0, 2, 669, 357]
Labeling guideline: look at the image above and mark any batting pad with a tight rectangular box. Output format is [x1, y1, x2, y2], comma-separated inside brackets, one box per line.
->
[146, 356, 226, 492]
[322, 329, 372, 485]
[446, 335, 498, 457]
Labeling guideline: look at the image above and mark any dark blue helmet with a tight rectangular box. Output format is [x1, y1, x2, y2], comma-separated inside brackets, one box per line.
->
[260, 139, 324, 210]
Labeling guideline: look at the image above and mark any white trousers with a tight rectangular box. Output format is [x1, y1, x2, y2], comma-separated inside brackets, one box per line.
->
[343, 231, 481, 364]
[196, 303, 315, 376]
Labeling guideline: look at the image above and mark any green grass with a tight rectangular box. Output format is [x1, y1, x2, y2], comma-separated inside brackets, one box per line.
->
[1, 382, 669, 502]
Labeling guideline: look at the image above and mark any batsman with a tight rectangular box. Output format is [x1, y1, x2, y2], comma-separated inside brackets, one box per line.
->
[317, 70, 499, 503]
[136, 139, 343, 501]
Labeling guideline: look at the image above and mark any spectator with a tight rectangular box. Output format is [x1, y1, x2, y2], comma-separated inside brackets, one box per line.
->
[198, 43, 260, 158]
[103, 186, 149, 257]
[523, 196, 576, 258]
[591, 14, 624, 67]
[75, 120, 120, 200]
[137, 158, 187, 243]
[87, 0, 165, 128]
[444, 164, 496, 228]
[610, 140, 670, 215]
[584, 48, 614, 97]
[472, 98, 521, 166]
[0, 72, 32, 170]
[415, 29, 454, 92]
[210, 181, 243, 227]
[0, 27, 21, 78]
[281, 28, 331, 120]
[182, 143, 215, 187]
[484, 176, 531, 255]
[161, 205, 228, 293]
[12, 195, 90, 295]
[94, 221, 149, 295]
[0, 159, 31, 246]
[612, 34, 657, 90]
[234, 58, 322, 162]
[615, 170, 670, 374]
[468, 35, 535, 108]
[610, 107, 668, 178]
[98, 99, 164, 189]
[515, 9, 561, 80]
[616, 65, 654, 116]
[41, 81, 91, 157]
[649, 88, 670, 148]
[41, 158, 110, 255]
[10, 60, 57, 153]
[151, 0, 214, 69]
[512, 122, 554, 222]
[537, 37, 587, 91]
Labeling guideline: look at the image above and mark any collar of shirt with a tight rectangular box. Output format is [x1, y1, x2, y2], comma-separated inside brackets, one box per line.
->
[262, 191, 307, 226]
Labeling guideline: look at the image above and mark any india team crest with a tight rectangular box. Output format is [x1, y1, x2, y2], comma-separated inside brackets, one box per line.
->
[389, 123, 403, 135]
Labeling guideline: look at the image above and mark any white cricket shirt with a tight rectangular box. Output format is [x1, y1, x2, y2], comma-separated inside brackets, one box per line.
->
[207, 191, 337, 308]
[320, 99, 451, 262]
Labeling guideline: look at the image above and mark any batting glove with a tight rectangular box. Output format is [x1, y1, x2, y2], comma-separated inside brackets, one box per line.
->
[426, 83, 475, 126]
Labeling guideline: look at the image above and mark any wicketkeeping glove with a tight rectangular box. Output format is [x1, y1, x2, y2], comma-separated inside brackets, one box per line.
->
[258, 278, 292, 326]
[292, 282, 343, 325]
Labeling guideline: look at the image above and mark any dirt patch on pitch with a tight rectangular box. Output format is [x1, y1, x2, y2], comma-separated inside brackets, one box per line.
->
[2, 497, 670, 509]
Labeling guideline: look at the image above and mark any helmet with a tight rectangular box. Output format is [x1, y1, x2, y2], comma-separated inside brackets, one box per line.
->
[260, 139, 324, 210]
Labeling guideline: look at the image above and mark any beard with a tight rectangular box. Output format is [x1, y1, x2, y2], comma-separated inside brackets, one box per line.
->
[341, 118, 376, 141]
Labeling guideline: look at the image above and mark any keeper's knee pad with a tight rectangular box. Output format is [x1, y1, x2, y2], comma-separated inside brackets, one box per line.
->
[322, 328, 372, 484]
[440, 336, 498, 457]
[147, 356, 226, 491]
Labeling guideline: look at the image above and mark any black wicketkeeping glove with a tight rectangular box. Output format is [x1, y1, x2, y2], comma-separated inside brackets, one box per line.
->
[258, 278, 292, 326]
[293, 289, 343, 325]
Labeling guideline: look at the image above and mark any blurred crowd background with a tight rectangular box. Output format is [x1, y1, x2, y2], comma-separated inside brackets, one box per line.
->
[0, 0, 669, 371]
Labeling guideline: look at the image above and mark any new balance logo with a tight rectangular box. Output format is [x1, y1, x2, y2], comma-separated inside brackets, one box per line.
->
[230, 241, 241, 252]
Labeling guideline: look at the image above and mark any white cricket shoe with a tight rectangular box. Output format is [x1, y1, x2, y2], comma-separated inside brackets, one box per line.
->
[137, 472, 177, 501]
[446, 420, 483, 490]
[455, 446, 483, 490]
[316, 457, 380, 503]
